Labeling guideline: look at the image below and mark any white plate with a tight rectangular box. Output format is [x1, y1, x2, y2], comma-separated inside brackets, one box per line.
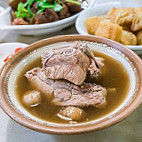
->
[0, 42, 28, 68]
[75, 2, 142, 55]
[0, 0, 95, 36]
[0, 6, 5, 13]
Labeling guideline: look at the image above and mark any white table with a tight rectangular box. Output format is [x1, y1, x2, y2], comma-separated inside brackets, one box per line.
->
[1, 1, 142, 142]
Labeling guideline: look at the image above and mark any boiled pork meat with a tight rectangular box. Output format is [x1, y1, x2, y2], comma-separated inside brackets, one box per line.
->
[25, 68, 107, 108]
[41, 44, 103, 85]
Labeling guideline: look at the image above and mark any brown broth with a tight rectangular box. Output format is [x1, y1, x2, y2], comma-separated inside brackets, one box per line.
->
[15, 51, 130, 124]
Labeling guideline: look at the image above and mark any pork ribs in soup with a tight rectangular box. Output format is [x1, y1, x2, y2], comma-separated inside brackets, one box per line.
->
[16, 42, 130, 124]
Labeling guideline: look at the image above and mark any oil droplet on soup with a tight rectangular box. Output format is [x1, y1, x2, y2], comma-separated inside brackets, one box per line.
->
[15, 51, 130, 124]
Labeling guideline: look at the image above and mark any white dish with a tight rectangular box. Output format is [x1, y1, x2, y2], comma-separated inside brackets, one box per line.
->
[0, 0, 11, 23]
[0, 0, 12, 26]
[75, 2, 142, 55]
[0, 0, 95, 36]
[0, 42, 28, 68]
[0, 6, 5, 13]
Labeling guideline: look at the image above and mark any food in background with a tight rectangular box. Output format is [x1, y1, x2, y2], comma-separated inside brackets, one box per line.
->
[85, 16, 100, 35]
[137, 30, 142, 45]
[4, 47, 23, 62]
[95, 22, 122, 42]
[131, 12, 142, 31]
[120, 30, 137, 45]
[9, 0, 26, 10]
[109, 7, 134, 26]
[9, 0, 85, 25]
[85, 7, 142, 45]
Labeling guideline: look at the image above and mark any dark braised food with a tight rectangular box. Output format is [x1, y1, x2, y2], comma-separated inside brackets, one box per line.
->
[16, 43, 130, 124]
[9, 0, 84, 25]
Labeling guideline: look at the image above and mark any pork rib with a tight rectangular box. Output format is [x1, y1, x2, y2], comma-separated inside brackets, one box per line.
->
[25, 68, 107, 108]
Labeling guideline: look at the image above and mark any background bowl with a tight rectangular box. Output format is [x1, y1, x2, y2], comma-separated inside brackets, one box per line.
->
[0, 0, 11, 25]
[0, 0, 9, 11]
[0, 35, 142, 134]
[0, 0, 95, 36]
[0, 42, 28, 68]
[75, 1, 142, 55]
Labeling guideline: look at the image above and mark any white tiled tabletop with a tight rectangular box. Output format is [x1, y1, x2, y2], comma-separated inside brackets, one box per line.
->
[1, 1, 142, 142]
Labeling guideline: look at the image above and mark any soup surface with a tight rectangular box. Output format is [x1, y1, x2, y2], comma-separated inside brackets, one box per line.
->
[15, 51, 130, 124]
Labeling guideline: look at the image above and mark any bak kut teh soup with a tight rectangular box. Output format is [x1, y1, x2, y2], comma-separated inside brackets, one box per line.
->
[15, 43, 130, 124]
